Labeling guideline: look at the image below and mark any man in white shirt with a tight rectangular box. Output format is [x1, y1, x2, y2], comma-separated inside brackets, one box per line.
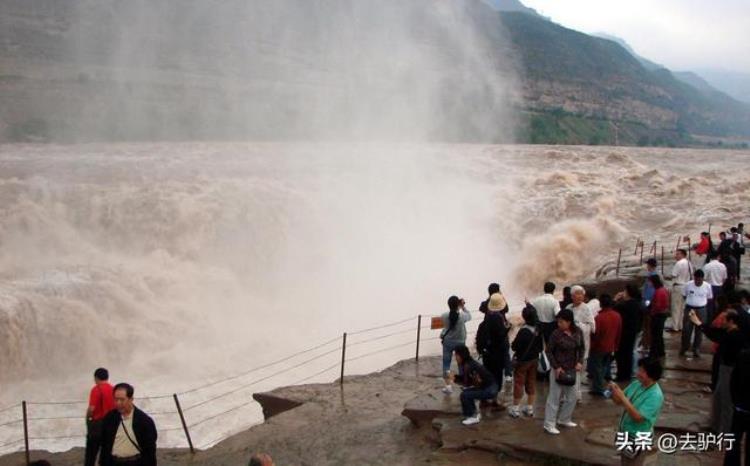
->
[529, 281, 560, 344]
[702, 252, 727, 321]
[680, 270, 713, 358]
[567, 285, 595, 402]
[670, 249, 693, 332]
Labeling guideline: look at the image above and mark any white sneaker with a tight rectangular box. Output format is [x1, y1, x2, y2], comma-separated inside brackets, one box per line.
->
[504, 375, 513, 383]
[558, 421, 578, 428]
[442, 385, 453, 395]
[544, 425, 560, 435]
[462, 415, 481, 426]
[508, 405, 521, 418]
[522, 405, 534, 417]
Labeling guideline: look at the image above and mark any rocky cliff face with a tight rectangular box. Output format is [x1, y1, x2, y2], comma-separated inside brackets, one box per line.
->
[1, 1, 748, 145]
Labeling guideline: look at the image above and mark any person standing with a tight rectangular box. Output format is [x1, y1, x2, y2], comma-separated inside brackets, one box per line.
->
[543, 309, 584, 435]
[454, 345, 499, 426]
[479, 283, 502, 314]
[680, 270, 713, 358]
[567, 285, 595, 402]
[729, 227, 745, 281]
[479, 284, 512, 382]
[614, 286, 643, 382]
[692, 231, 712, 268]
[722, 251, 739, 293]
[725, 348, 750, 466]
[670, 249, 693, 332]
[529, 282, 561, 345]
[100, 383, 157, 466]
[688, 309, 747, 435]
[648, 275, 670, 361]
[640, 258, 659, 352]
[85, 368, 115, 466]
[560, 286, 572, 313]
[609, 358, 665, 466]
[440, 295, 472, 394]
[703, 252, 727, 322]
[476, 293, 509, 404]
[509, 305, 543, 418]
[589, 295, 622, 396]
[587, 292, 601, 318]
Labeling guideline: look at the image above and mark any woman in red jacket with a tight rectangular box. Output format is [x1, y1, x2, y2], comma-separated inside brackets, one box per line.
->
[648, 275, 670, 361]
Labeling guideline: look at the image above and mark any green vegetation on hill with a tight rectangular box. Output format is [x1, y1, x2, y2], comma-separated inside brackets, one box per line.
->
[517, 109, 698, 147]
[501, 12, 750, 145]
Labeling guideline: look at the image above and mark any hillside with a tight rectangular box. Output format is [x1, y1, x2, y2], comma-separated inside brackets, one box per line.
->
[0, 0, 749, 146]
[502, 12, 750, 146]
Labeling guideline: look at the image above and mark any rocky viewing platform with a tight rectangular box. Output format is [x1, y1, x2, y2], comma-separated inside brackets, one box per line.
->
[0, 327, 726, 465]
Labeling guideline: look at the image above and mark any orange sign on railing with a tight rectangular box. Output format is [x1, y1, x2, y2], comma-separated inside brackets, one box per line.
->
[430, 316, 443, 330]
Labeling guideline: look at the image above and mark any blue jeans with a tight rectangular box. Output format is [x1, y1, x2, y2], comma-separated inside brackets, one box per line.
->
[460, 383, 499, 417]
[442, 340, 464, 377]
[588, 351, 612, 394]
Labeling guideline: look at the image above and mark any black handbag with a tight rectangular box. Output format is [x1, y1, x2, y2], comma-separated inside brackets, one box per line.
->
[556, 368, 577, 386]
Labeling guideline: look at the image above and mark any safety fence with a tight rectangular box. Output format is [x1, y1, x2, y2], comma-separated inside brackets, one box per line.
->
[0, 309, 493, 464]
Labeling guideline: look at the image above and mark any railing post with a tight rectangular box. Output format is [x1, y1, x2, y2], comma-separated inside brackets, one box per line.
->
[22, 401, 29, 466]
[652, 240, 657, 258]
[634, 238, 639, 255]
[688, 241, 692, 261]
[173, 394, 194, 454]
[639, 241, 645, 265]
[675, 235, 681, 253]
[415, 315, 422, 361]
[616, 248, 622, 277]
[340, 332, 347, 387]
[661, 246, 665, 276]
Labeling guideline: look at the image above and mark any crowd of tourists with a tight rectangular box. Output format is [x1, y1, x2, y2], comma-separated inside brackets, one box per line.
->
[439, 224, 750, 466]
[28, 225, 749, 466]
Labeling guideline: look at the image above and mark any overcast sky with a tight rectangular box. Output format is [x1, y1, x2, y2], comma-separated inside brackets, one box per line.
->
[521, 0, 750, 74]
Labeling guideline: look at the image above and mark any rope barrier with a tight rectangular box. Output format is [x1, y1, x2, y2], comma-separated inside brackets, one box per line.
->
[159, 426, 186, 433]
[26, 400, 86, 406]
[347, 316, 417, 336]
[28, 434, 86, 441]
[0, 403, 21, 415]
[136, 394, 175, 401]
[183, 346, 343, 412]
[345, 340, 414, 364]
[178, 335, 342, 396]
[346, 327, 415, 348]
[188, 400, 255, 429]
[0, 419, 22, 428]
[0, 438, 24, 449]
[291, 362, 340, 385]
[148, 410, 179, 416]
[28, 415, 81, 421]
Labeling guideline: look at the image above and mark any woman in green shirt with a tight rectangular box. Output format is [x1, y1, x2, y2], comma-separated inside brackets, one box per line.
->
[609, 358, 665, 466]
